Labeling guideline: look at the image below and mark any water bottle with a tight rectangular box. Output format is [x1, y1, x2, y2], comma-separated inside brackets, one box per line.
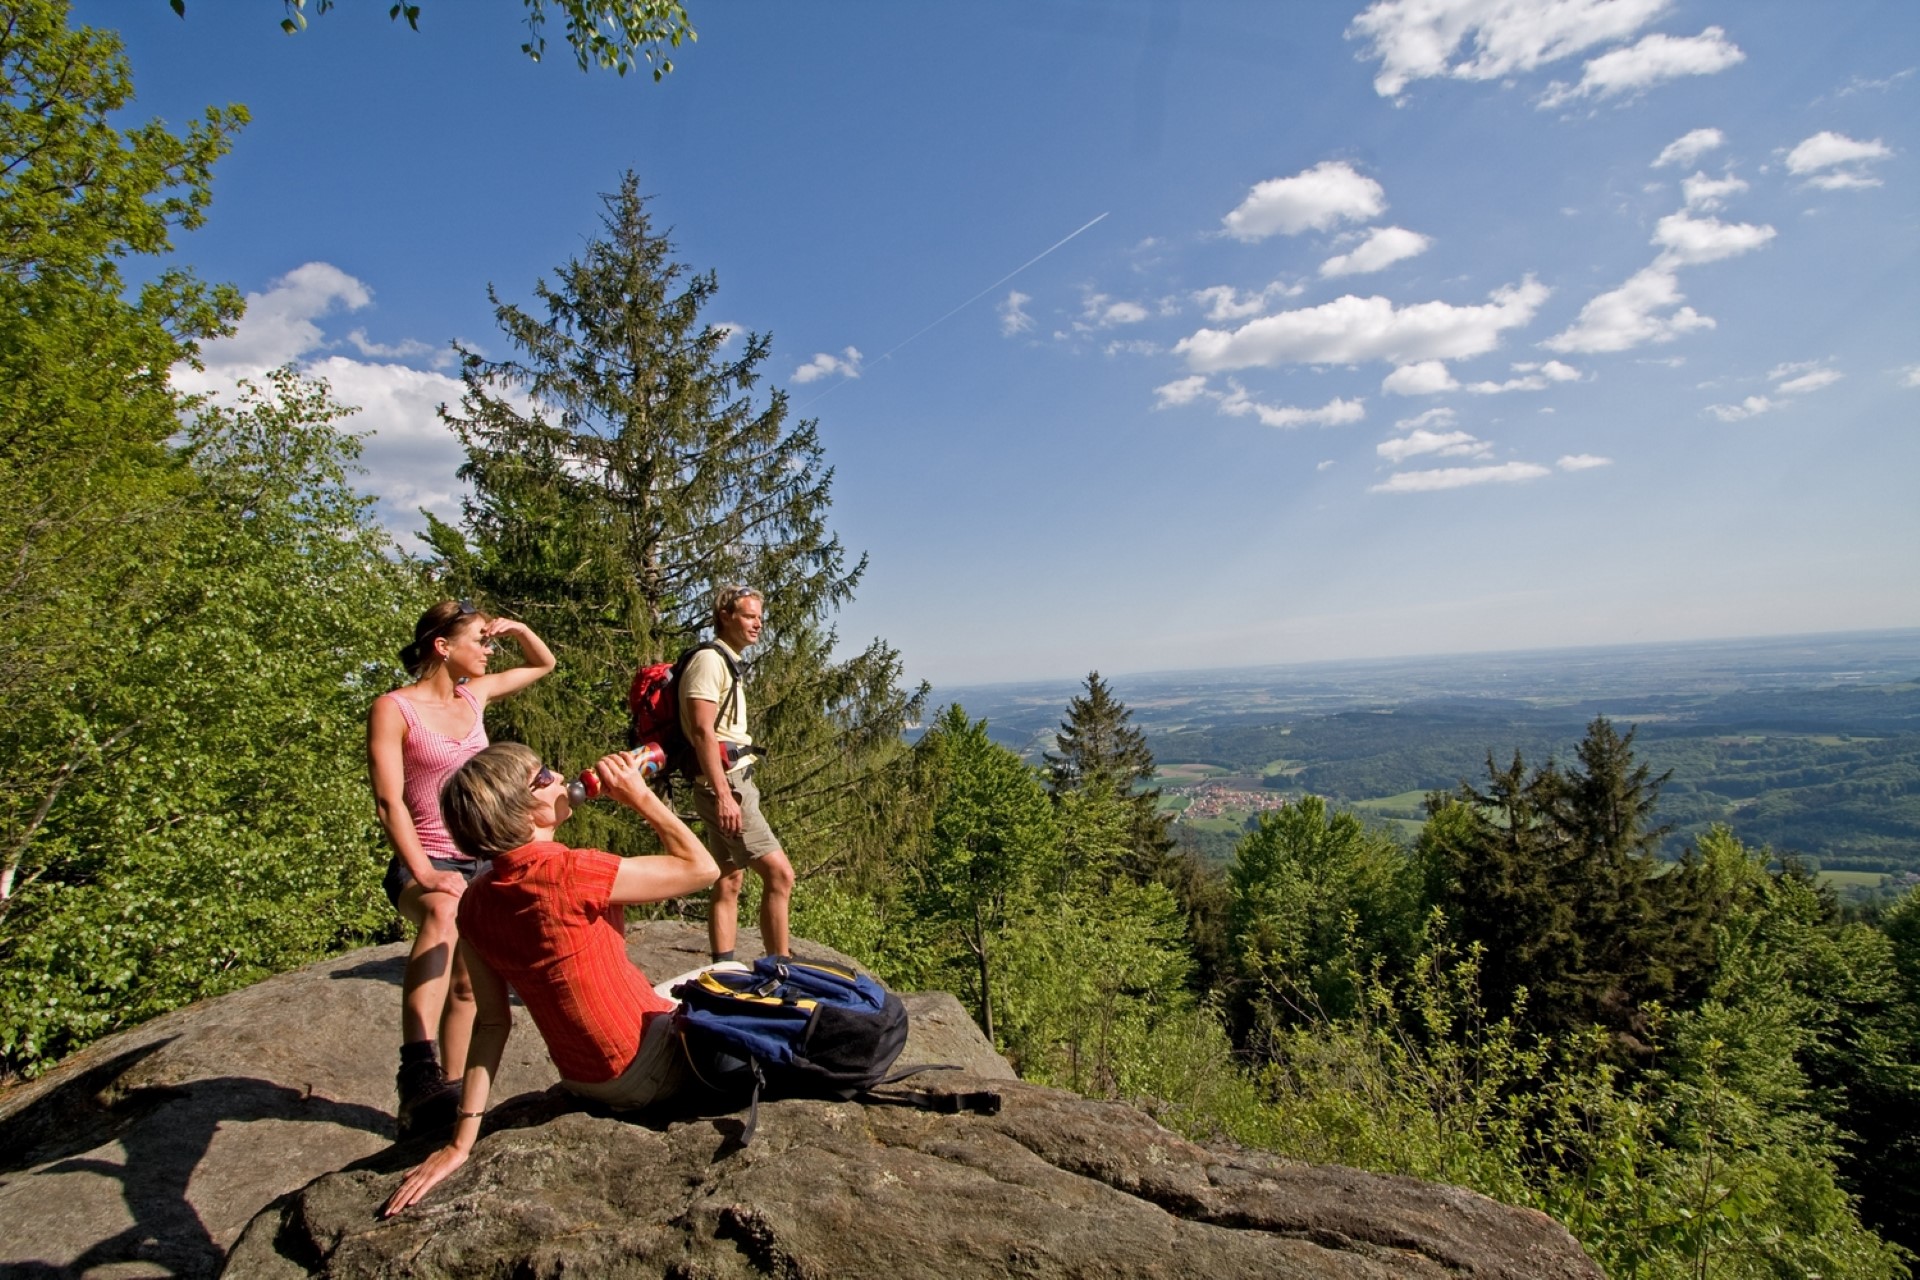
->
[566, 743, 666, 804]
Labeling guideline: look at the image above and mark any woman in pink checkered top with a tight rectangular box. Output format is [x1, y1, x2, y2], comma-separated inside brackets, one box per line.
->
[368, 599, 554, 1134]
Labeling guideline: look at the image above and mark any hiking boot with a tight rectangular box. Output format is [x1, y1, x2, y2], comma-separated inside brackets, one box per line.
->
[396, 1057, 461, 1139]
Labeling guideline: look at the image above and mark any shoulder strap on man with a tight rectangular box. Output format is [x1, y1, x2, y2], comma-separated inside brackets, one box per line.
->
[675, 640, 742, 722]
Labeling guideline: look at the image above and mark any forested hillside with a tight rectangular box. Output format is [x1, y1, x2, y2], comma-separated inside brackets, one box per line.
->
[1137, 681, 1920, 874]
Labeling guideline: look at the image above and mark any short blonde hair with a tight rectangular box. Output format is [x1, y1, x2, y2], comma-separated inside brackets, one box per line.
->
[440, 743, 540, 859]
[712, 584, 762, 629]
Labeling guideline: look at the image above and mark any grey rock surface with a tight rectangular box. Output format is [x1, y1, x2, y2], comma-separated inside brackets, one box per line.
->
[227, 1082, 1600, 1279]
[1, 923, 1600, 1279]
[0, 922, 890, 1278]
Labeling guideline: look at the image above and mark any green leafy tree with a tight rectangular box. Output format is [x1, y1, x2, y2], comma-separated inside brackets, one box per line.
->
[1635, 827, 1908, 1278]
[1226, 795, 1421, 1031]
[0, 371, 421, 1074]
[433, 173, 922, 864]
[0, 0, 243, 929]
[172, 0, 695, 79]
[996, 775, 1197, 1089]
[910, 705, 1059, 1042]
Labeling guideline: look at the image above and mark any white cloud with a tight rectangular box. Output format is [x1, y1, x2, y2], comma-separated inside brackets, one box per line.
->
[1680, 171, 1747, 211]
[1769, 362, 1842, 395]
[1217, 383, 1368, 429]
[1370, 461, 1552, 493]
[1545, 265, 1712, 353]
[1705, 395, 1773, 421]
[792, 346, 863, 383]
[710, 321, 744, 349]
[1805, 171, 1888, 192]
[1192, 282, 1301, 322]
[1317, 459, 1337, 471]
[346, 329, 441, 362]
[1377, 428, 1490, 463]
[1557, 453, 1611, 470]
[1786, 131, 1893, 173]
[1178, 277, 1549, 372]
[1833, 69, 1915, 98]
[1462, 360, 1583, 393]
[999, 291, 1033, 337]
[1078, 291, 1151, 329]
[1899, 364, 1920, 389]
[1652, 211, 1776, 266]
[1654, 127, 1725, 168]
[1320, 226, 1433, 277]
[1384, 361, 1459, 395]
[187, 262, 372, 371]
[1785, 131, 1893, 189]
[1348, 0, 1669, 98]
[171, 262, 471, 539]
[1539, 27, 1744, 107]
[1394, 406, 1458, 431]
[1153, 375, 1211, 408]
[1222, 161, 1385, 241]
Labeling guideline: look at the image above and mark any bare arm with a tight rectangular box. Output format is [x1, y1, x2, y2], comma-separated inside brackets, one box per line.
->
[382, 944, 512, 1216]
[368, 697, 466, 897]
[466, 618, 556, 703]
[594, 751, 720, 903]
[683, 695, 742, 837]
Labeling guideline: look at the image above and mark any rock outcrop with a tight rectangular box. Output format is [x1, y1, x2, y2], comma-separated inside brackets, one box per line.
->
[0, 923, 1600, 1279]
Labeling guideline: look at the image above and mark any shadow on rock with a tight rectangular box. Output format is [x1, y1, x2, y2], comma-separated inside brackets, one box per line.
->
[0, 1040, 178, 1176]
[22, 1078, 388, 1280]
[323, 955, 405, 986]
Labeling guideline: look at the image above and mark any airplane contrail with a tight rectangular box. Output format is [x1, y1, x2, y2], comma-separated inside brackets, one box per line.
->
[796, 210, 1111, 409]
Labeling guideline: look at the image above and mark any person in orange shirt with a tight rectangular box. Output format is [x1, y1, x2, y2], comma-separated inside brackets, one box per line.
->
[382, 743, 720, 1216]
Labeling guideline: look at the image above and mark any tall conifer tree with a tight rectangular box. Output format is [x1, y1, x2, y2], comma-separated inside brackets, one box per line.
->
[1045, 671, 1172, 876]
[434, 173, 922, 861]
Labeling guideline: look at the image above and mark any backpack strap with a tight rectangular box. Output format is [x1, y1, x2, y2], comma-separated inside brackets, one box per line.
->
[863, 1064, 1003, 1117]
[675, 640, 744, 732]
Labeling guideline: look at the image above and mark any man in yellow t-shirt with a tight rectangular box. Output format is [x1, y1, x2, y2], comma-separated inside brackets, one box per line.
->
[679, 585, 794, 963]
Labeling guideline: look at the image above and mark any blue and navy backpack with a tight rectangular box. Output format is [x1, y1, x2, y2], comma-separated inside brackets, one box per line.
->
[671, 957, 997, 1144]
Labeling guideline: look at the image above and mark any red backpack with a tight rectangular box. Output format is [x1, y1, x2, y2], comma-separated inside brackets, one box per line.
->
[626, 642, 741, 776]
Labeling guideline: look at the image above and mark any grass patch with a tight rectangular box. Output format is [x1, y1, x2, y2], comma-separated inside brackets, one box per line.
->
[1156, 762, 1231, 784]
[1819, 870, 1891, 889]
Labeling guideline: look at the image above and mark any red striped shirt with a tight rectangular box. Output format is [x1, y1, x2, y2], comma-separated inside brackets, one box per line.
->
[456, 842, 673, 1083]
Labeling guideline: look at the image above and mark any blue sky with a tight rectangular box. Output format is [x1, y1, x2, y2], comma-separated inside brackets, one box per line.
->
[94, 1, 1918, 688]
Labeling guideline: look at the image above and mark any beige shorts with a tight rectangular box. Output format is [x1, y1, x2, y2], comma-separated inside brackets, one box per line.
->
[689, 768, 782, 873]
[560, 962, 749, 1109]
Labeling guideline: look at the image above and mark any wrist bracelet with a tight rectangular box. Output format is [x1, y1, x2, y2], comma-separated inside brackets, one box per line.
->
[456, 1109, 485, 1119]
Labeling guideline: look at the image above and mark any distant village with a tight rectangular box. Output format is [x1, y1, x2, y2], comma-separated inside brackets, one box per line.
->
[1166, 781, 1290, 824]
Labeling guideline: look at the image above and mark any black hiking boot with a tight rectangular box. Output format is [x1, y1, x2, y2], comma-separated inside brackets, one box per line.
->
[395, 1052, 461, 1139]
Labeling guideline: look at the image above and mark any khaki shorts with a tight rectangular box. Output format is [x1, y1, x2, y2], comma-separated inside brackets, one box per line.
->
[689, 769, 782, 873]
[559, 962, 748, 1110]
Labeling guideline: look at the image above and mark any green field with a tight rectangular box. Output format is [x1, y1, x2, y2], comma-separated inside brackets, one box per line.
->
[1155, 762, 1231, 784]
[1352, 790, 1431, 820]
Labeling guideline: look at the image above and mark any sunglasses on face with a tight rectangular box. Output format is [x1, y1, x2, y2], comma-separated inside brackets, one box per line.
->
[530, 765, 560, 792]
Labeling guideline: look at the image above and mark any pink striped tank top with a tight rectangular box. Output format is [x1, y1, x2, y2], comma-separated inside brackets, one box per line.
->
[383, 684, 489, 862]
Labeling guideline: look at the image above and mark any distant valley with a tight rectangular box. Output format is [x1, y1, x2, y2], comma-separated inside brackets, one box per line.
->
[936, 628, 1920, 891]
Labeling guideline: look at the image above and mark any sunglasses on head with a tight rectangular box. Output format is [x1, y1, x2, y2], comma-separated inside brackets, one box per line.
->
[399, 601, 481, 670]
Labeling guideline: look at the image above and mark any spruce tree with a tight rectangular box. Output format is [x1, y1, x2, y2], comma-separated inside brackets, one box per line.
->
[1044, 671, 1173, 879]
[434, 173, 923, 861]
[1428, 751, 1579, 1028]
